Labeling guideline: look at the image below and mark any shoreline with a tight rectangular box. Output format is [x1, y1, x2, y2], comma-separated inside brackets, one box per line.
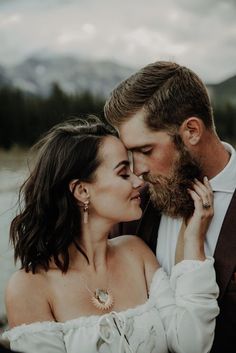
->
[0, 147, 30, 171]
[0, 161, 25, 319]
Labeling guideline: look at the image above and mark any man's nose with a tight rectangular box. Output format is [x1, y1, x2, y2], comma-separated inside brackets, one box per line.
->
[132, 154, 149, 177]
[130, 172, 144, 189]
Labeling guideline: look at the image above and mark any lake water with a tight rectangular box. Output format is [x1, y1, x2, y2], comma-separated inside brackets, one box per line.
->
[0, 152, 28, 317]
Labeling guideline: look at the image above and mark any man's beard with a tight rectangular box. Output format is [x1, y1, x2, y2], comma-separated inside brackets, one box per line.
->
[144, 138, 203, 219]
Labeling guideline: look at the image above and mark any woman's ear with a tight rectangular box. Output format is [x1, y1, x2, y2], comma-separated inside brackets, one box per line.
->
[179, 117, 203, 146]
[69, 179, 89, 203]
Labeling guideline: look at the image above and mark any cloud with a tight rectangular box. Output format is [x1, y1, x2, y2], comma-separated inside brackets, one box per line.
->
[0, 14, 21, 28]
[0, 0, 235, 83]
[57, 24, 97, 46]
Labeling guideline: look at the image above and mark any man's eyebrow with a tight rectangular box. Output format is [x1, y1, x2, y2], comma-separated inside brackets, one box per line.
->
[128, 144, 152, 152]
[113, 160, 130, 170]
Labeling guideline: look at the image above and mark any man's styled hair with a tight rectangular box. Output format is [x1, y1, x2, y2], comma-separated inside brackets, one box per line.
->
[104, 61, 215, 131]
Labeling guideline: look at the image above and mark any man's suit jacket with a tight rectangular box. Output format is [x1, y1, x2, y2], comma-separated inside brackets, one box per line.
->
[111, 186, 236, 353]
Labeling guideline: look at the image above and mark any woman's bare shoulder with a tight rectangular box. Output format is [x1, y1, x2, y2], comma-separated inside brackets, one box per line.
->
[110, 235, 159, 289]
[110, 235, 158, 265]
[5, 269, 54, 328]
[110, 235, 154, 255]
[6, 268, 47, 295]
[110, 234, 145, 246]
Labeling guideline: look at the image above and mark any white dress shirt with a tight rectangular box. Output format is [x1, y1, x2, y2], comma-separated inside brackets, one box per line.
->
[156, 142, 236, 275]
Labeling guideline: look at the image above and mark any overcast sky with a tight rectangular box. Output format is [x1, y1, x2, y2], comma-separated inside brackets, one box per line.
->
[0, 0, 235, 83]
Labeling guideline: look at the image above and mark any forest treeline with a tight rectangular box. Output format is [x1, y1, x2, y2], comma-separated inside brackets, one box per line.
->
[0, 83, 236, 149]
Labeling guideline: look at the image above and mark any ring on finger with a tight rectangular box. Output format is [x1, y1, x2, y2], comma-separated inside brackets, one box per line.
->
[202, 201, 211, 209]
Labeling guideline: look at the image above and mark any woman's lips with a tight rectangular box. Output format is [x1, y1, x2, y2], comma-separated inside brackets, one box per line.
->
[131, 193, 141, 203]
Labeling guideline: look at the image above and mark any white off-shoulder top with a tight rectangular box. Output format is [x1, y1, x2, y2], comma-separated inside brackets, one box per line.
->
[2, 258, 219, 353]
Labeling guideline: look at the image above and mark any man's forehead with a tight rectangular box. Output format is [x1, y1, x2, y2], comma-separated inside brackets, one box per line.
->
[118, 133, 151, 151]
[118, 111, 152, 149]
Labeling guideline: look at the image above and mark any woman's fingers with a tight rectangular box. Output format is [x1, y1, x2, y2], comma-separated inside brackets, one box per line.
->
[192, 177, 213, 209]
[203, 176, 212, 189]
[188, 178, 214, 219]
[187, 188, 202, 211]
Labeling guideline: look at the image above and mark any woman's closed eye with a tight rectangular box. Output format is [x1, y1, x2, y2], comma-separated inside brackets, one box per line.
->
[119, 166, 131, 179]
[120, 173, 130, 179]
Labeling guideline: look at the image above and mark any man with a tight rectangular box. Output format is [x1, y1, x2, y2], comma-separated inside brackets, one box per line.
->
[104, 61, 236, 353]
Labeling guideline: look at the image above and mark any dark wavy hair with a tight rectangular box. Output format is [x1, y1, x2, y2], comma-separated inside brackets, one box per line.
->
[10, 117, 116, 273]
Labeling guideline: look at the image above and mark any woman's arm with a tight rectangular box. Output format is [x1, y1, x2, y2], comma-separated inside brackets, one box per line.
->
[183, 176, 214, 261]
[152, 259, 219, 353]
[143, 178, 219, 353]
[5, 270, 54, 328]
[4, 271, 66, 353]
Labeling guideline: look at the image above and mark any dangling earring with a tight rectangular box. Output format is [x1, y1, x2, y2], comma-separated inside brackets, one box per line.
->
[83, 199, 89, 224]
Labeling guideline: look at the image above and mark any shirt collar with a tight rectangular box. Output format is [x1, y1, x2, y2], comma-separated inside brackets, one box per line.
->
[210, 142, 236, 193]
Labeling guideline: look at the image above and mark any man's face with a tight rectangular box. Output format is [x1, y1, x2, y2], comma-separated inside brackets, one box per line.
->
[118, 109, 202, 218]
[118, 109, 179, 179]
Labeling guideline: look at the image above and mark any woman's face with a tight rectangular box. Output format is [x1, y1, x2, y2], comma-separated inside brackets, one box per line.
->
[88, 136, 144, 223]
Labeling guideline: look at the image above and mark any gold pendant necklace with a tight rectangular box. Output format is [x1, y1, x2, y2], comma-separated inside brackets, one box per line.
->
[91, 288, 114, 311]
[82, 276, 115, 311]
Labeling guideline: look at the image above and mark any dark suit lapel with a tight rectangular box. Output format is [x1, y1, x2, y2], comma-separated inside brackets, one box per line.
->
[214, 188, 236, 301]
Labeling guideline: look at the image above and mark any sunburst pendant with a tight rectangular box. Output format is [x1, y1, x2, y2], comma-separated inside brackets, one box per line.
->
[91, 288, 114, 311]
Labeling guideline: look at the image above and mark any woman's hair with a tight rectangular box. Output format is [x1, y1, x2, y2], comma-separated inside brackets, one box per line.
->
[10, 117, 116, 273]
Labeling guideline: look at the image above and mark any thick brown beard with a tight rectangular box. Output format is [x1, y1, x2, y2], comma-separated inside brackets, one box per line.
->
[144, 139, 203, 219]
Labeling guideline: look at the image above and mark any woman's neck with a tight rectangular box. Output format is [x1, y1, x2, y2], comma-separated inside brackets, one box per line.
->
[70, 217, 113, 273]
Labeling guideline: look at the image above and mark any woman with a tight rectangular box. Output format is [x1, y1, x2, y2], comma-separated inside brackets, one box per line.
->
[2, 118, 219, 353]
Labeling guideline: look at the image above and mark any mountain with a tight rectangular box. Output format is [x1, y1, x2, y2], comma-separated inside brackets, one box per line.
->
[207, 75, 236, 106]
[0, 64, 12, 87]
[3, 55, 135, 97]
[0, 54, 235, 104]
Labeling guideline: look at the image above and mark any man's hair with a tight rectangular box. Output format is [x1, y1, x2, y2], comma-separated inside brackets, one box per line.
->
[104, 61, 214, 131]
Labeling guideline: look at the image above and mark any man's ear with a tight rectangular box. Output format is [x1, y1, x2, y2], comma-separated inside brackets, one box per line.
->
[69, 179, 89, 203]
[179, 117, 203, 146]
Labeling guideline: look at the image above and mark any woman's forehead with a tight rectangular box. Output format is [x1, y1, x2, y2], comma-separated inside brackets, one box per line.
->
[100, 135, 129, 166]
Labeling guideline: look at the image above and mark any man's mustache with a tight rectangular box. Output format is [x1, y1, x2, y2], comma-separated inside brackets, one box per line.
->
[143, 173, 163, 184]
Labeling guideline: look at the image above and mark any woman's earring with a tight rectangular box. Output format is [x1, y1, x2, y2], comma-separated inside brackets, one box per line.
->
[83, 199, 89, 224]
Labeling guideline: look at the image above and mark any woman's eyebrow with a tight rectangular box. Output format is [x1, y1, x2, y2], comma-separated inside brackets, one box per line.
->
[113, 160, 130, 170]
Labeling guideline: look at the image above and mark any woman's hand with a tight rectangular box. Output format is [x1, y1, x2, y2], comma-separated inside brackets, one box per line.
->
[183, 176, 214, 261]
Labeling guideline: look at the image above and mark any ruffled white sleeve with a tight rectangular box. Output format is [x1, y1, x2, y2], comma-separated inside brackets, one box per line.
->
[2, 322, 66, 353]
[149, 257, 219, 353]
